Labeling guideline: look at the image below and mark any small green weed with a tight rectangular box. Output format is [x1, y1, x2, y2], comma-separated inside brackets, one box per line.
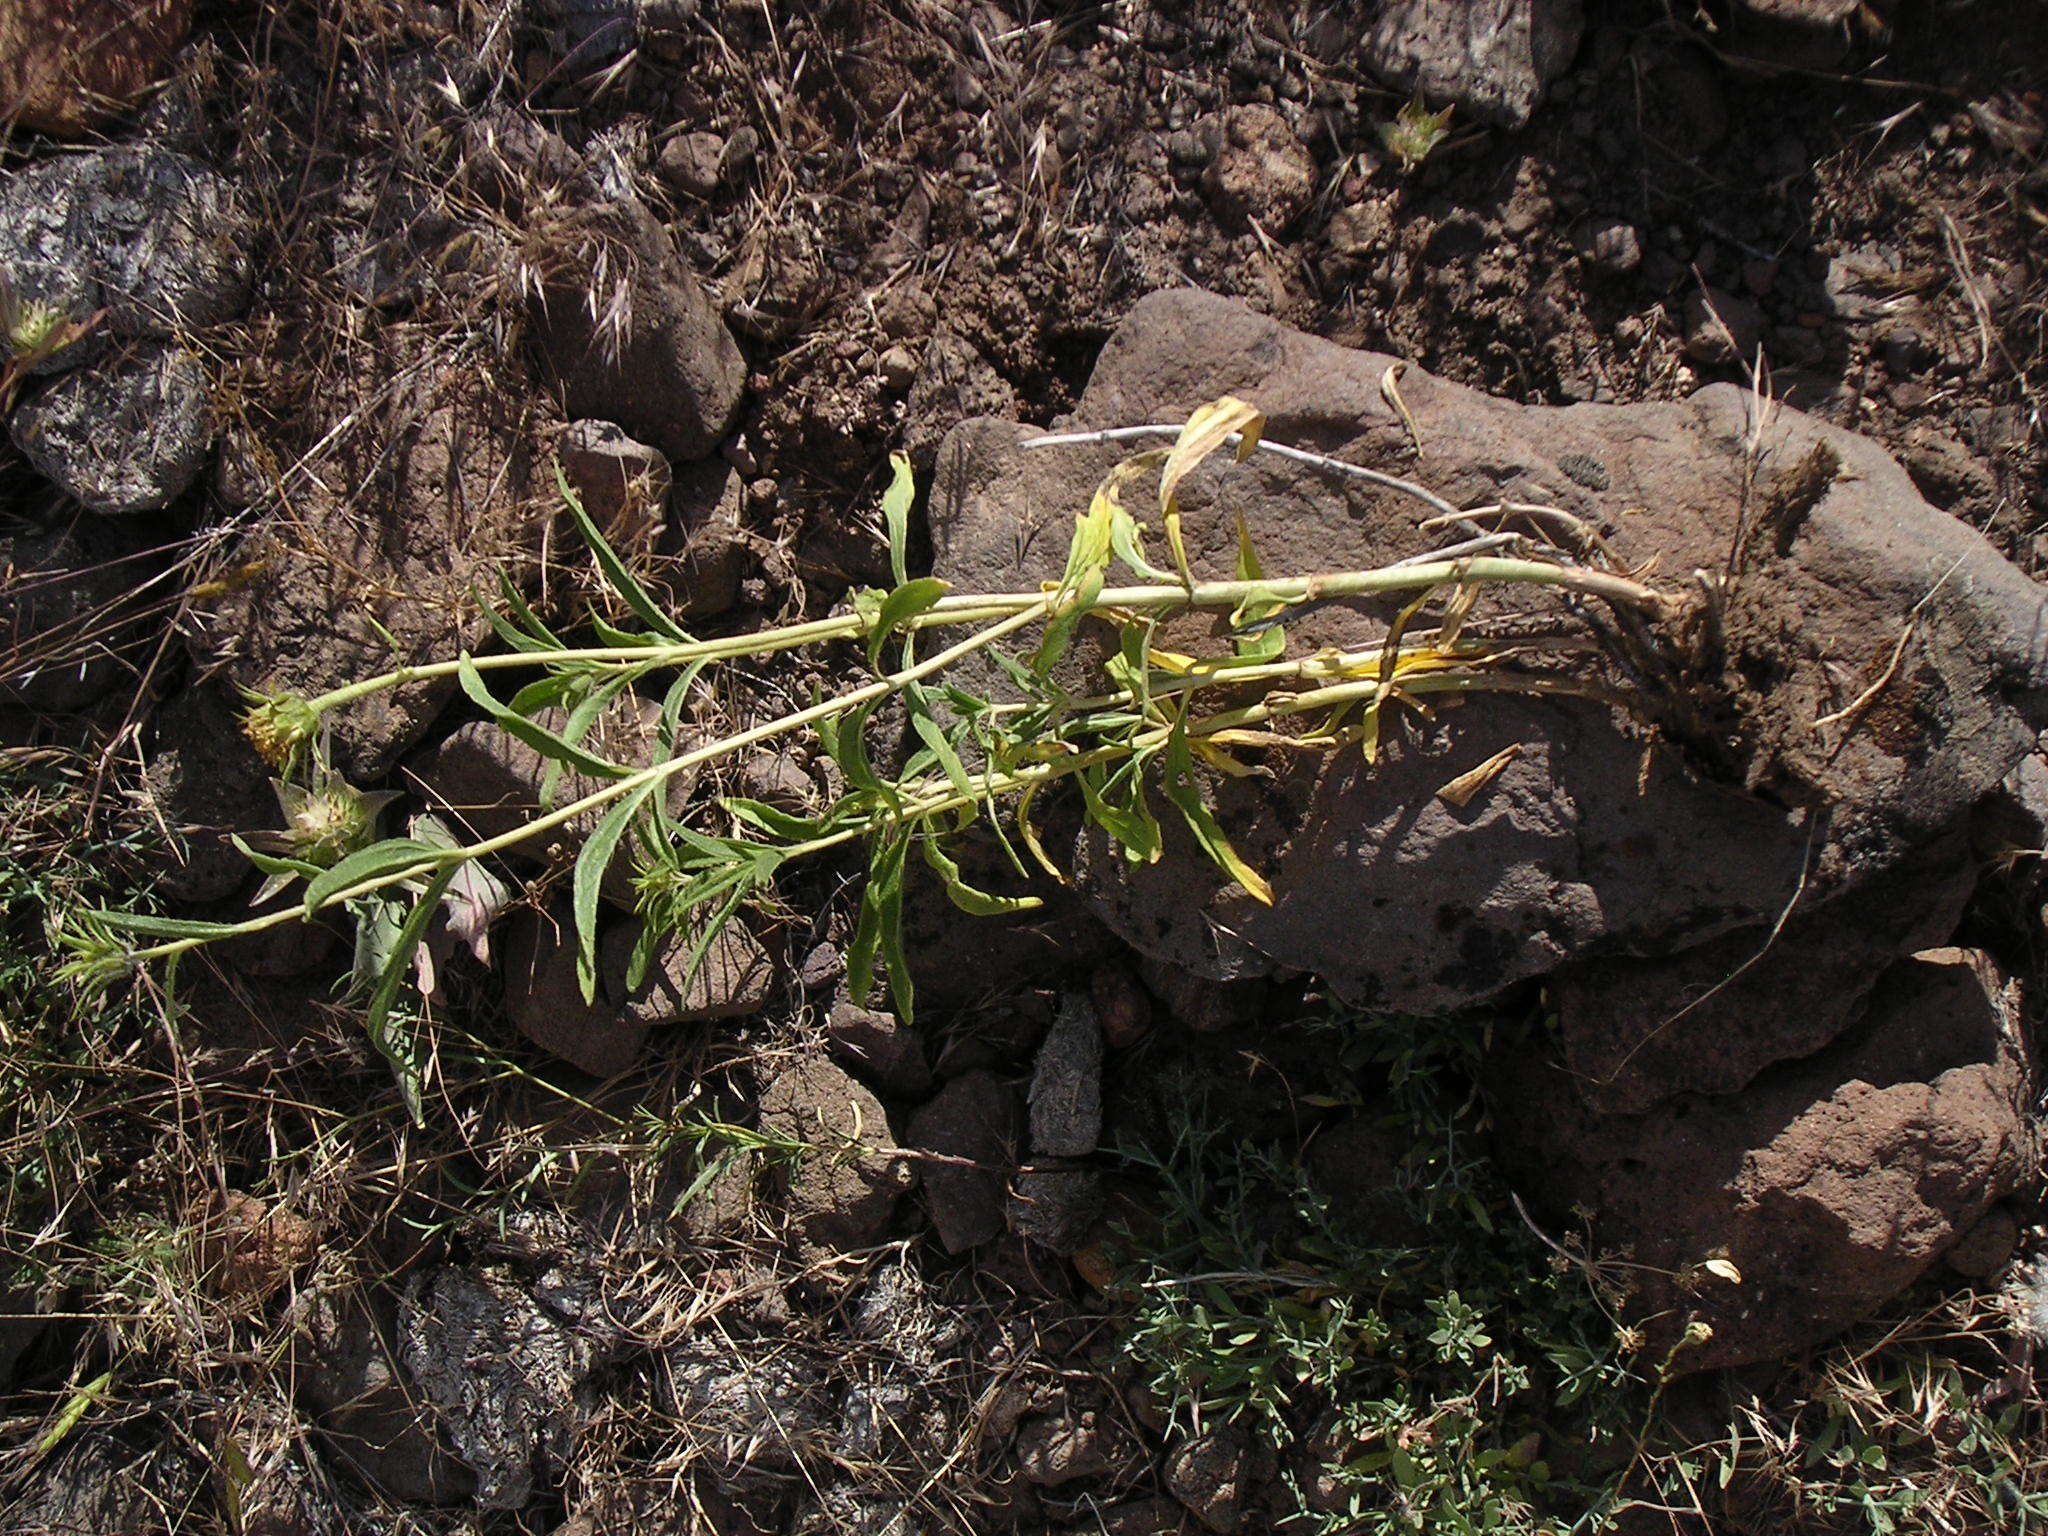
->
[1379, 94, 1456, 174]
[1110, 1008, 1649, 1534]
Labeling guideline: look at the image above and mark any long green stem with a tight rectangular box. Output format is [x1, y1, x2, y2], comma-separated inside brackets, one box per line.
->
[126, 601, 1053, 965]
[299, 557, 1672, 718]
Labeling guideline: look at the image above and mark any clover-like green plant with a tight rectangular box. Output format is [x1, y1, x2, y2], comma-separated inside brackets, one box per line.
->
[60, 400, 1681, 1116]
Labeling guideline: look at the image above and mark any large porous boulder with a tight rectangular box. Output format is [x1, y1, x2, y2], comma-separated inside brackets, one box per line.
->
[1494, 948, 2036, 1370]
[141, 678, 276, 903]
[189, 357, 557, 780]
[928, 289, 2048, 1018]
[0, 0, 193, 138]
[1360, 0, 1585, 129]
[1549, 830, 1979, 1116]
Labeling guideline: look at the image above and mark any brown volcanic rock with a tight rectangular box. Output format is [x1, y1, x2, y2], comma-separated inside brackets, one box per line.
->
[192, 359, 558, 781]
[0, 0, 192, 137]
[1494, 948, 2035, 1370]
[929, 289, 2048, 1018]
[1550, 830, 1979, 1115]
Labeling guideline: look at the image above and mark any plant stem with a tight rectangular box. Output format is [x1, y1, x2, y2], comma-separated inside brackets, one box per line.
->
[124, 601, 1053, 965]
[298, 557, 1673, 719]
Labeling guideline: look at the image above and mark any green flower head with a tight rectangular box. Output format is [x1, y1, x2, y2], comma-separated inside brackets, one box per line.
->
[267, 770, 399, 868]
[240, 690, 323, 771]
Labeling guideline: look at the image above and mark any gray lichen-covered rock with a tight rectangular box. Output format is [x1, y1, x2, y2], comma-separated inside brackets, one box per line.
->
[1361, 0, 1585, 130]
[0, 144, 247, 345]
[1028, 993, 1103, 1158]
[11, 341, 213, 512]
[400, 1264, 609, 1509]
[0, 146, 248, 511]
[664, 1336, 833, 1471]
[294, 1288, 476, 1506]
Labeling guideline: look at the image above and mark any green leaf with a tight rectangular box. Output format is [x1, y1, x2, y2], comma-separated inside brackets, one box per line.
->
[457, 655, 636, 783]
[920, 837, 1043, 917]
[573, 778, 662, 1004]
[508, 671, 582, 717]
[485, 568, 566, 653]
[1078, 760, 1159, 865]
[541, 669, 639, 807]
[1230, 512, 1287, 661]
[1160, 721, 1273, 905]
[723, 797, 829, 842]
[881, 451, 915, 588]
[846, 830, 911, 1019]
[303, 839, 439, 917]
[228, 836, 322, 881]
[557, 461, 693, 643]
[1109, 502, 1177, 583]
[34, 1369, 113, 1459]
[866, 576, 950, 669]
[362, 866, 457, 1124]
[816, 700, 890, 798]
[909, 704, 975, 803]
[76, 909, 239, 942]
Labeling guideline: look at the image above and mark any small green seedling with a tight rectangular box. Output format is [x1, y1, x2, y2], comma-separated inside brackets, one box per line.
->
[1379, 94, 1456, 174]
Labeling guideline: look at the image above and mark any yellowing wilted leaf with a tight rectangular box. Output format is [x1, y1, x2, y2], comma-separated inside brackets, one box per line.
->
[1158, 396, 1265, 585]
[1435, 743, 1523, 808]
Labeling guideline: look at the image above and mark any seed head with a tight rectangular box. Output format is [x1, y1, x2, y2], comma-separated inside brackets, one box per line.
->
[241, 691, 322, 770]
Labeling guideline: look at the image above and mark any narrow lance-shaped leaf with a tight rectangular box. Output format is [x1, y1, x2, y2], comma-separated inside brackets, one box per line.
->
[865, 577, 950, 670]
[457, 655, 637, 784]
[919, 836, 1043, 917]
[1031, 492, 1114, 677]
[1158, 396, 1265, 587]
[881, 451, 915, 588]
[1160, 714, 1274, 905]
[360, 867, 457, 1125]
[304, 839, 441, 919]
[846, 828, 911, 1019]
[573, 778, 663, 1003]
[556, 461, 693, 643]
[1230, 512, 1287, 662]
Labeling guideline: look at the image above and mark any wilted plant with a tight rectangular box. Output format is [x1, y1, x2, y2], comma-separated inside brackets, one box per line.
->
[61, 399, 1680, 1113]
